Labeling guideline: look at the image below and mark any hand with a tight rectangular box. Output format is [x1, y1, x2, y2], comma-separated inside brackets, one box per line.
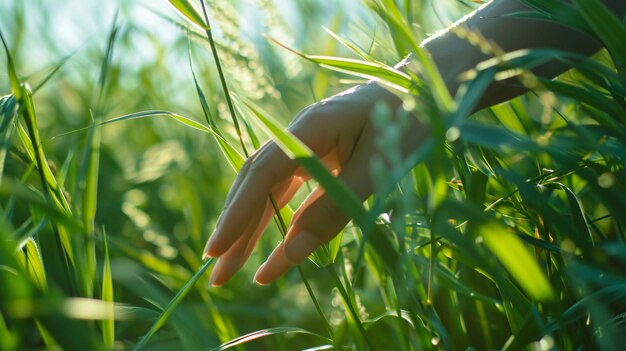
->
[202, 0, 625, 286]
[202, 82, 427, 286]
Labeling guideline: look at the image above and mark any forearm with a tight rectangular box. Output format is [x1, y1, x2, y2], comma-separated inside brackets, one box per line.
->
[422, 0, 626, 109]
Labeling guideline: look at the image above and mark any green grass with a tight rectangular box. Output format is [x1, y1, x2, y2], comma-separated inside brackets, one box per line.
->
[1, 0, 626, 350]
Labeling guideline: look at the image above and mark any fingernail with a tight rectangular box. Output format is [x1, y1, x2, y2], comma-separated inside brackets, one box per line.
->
[202, 239, 212, 260]
[208, 258, 222, 287]
[202, 232, 218, 258]
[284, 231, 320, 264]
[253, 263, 267, 285]
[203, 211, 227, 259]
[208, 272, 218, 287]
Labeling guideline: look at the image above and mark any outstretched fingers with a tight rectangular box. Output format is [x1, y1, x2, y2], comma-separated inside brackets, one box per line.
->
[208, 176, 303, 286]
[203, 141, 298, 259]
[202, 109, 331, 285]
[253, 123, 377, 285]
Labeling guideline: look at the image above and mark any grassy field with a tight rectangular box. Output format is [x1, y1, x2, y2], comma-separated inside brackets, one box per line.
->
[1, 0, 626, 350]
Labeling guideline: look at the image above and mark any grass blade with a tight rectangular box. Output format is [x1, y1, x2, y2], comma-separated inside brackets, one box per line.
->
[0, 95, 17, 184]
[167, 0, 207, 30]
[188, 49, 245, 172]
[0, 180, 83, 233]
[0, 314, 18, 350]
[572, 0, 626, 82]
[479, 222, 555, 302]
[322, 27, 370, 61]
[268, 37, 412, 92]
[17, 238, 47, 291]
[0, 28, 21, 98]
[198, 1, 250, 157]
[544, 182, 594, 252]
[101, 229, 114, 347]
[101, 110, 245, 170]
[133, 258, 214, 350]
[31, 51, 75, 94]
[516, 0, 592, 35]
[364, 0, 454, 112]
[209, 327, 332, 351]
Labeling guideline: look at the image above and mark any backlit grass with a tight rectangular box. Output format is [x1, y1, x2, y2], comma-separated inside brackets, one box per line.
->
[1, 0, 625, 350]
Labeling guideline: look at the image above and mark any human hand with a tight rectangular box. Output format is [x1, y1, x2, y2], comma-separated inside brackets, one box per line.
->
[202, 82, 427, 286]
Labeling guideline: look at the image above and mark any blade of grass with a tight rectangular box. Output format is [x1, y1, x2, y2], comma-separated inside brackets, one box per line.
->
[31, 51, 75, 94]
[188, 45, 220, 134]
[77, 113, 101, 298]
[0, 180, 83, 233]
[543, 182, 594, 252]
[322, 26, 370, 61]
[78, 15, 119, 298]
[188, 49, 246, 172]
[0, 95, 17, 184]
[363, 0, 416, 58]
[365, 0, 455, 113]
[326, 259, 373, 349]
[3, 30, 70, 211]
[209, 327, 332, 351]
[479, 222, 555, 302]
[5, 32, 78, 294]
[0, 28, 21, 98]
[516, 0, 592, 35]
[198, 0, 248, 157]
[17, 238, 47, 291]
[267, 37, 412, 92]
[100, 110, 245, 170]
[0, 313, 18, 350]
[15, 122, 72, 214]
[101, 229, 114, 348]
[572, 0, 626, 82]
[167, 0, 208, 30]
[34, 320, 57, 348]
[133, 258, 215, 350]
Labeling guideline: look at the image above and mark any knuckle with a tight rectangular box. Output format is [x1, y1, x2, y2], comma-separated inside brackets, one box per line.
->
[246, 143, 273, 173]
[316, 199, 342, 221]
[248, 157, 270, 177]
[300, 198, 348, 241]
[241, 156, 254, 173]
[292, 103, 331, 128]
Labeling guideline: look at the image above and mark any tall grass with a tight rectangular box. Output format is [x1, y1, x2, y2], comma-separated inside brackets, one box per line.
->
[1, 0, 625, 350]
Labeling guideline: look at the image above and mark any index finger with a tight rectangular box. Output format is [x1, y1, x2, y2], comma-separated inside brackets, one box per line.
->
[203, 140, 298, 258]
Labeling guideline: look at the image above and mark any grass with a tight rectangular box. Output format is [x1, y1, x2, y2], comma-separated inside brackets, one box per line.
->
[1, 0, 626, 350]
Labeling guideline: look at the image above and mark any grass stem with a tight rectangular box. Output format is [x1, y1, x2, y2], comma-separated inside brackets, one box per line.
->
[199, 1, 248, 157]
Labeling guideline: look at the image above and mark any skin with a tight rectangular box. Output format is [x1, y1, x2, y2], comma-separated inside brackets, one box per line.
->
[203, 0, 626, 286]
